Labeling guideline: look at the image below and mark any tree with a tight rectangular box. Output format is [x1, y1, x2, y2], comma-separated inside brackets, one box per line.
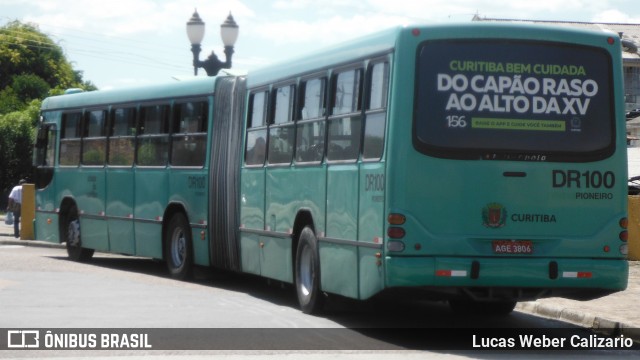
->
[0, 108, 35, 209]
[0, 20, 97, 206]
[0, 21, 73, 91]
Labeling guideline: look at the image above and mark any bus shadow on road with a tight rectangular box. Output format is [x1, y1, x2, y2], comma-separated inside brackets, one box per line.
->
[44, 252, 612, 353]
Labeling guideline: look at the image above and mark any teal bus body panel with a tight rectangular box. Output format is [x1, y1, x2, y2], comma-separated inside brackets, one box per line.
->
[40, 78, 219, 112]
[261, 235, 293, 283]
[240, 167, 265, 275]
[35, 170, 59, 243]
[266, 167, 298, 234]
[319, 242, 358, 298]
[240, 233, 261, 275]
[134, 168, 167, 259]
[326, 164, 359, 240]
[322, 163, 360, 298]
[34, 212, 58, 243]
[358, 162, 386, 299]
[106, 169, 135, 254]
[80, 167, 108, 251]
[385, 257, 628, 290]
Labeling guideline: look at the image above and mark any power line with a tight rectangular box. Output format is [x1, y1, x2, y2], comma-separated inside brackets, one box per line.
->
[0, 32, 189, 72]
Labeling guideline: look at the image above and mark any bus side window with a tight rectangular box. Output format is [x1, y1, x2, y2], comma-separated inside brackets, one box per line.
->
[108, 107, 136, 166]
[171, 100, 208, 167]
[295, 77, 326, 163]
[363, 61, 388, 160]
[245, 91, 268, 166]
[328, 68, 363, 162]
[268, 85, 295, 165]
[59, 112, 82, 166]
[137, 104, 170, 166]
[82, 109, 107, 166]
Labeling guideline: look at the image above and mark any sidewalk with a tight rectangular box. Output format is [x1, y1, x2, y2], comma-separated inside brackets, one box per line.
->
[1, 215, 638, 340]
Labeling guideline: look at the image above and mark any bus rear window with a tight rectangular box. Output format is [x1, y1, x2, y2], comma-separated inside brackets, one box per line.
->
[413, 40, 614, 162]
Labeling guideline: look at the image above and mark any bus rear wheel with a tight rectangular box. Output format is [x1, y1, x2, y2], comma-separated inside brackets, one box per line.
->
[64, 206, 94, 262]
[448, 299, 517, 316]
[295, 226, 324, 314]
[165, 213, 193, 280]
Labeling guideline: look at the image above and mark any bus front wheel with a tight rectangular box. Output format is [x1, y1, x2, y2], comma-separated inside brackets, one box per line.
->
[295, 226, 324, 314]
[64, 206, 94, 262]
[165, 213, 193, 280]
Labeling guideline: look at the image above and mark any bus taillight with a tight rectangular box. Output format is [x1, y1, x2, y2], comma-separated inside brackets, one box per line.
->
[619, 231, 628, 242]
[388, 213, 406, 225]
[387, 213, 406, 251]
[387, 227, 405, 239]
[619, 217, 628, 242]
[620, 218, 628, 229]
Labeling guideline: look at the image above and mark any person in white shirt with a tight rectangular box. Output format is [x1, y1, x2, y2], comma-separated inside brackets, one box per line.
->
[7, 179, 26, 238]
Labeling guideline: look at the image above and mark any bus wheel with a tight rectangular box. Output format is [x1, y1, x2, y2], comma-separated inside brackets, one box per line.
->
[165, 213, 193, 280]
[295, 226, 324, 314]
[448, 299, 517, 316]
[64, 206, 94, 262]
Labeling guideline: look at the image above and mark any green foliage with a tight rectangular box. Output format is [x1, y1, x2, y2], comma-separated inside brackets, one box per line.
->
[11, 74, 50, 102]
[0, 20, 97, 114]
[0, 20, 97, 203]
[0, 109, 35, 203]
[0, 87, 22, 114]
[0, 21, 73, 91]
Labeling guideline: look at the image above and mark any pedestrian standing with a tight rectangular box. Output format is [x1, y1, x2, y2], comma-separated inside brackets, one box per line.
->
[7, 179, 26, 238]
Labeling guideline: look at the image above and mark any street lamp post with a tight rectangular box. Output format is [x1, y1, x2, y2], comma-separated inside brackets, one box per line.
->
[186, 9, 239, 76]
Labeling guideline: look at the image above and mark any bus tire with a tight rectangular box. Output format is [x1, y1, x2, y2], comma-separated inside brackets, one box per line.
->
[165, 213, 193, 280]
[295, 226, 324, 314]
[64, 206, 94, 262]
[448, 299, 517, 316]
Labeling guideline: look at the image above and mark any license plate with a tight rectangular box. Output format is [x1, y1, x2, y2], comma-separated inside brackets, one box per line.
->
[492, 240, 533, 254]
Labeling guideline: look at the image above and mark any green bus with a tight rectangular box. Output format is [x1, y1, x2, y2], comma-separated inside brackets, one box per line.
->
[33, 22, 628, 315]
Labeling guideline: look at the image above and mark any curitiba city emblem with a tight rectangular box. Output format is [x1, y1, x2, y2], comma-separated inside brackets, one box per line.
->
[482, 203, 507, 228]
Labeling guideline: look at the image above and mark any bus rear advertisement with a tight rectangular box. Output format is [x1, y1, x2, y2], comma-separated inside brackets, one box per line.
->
[33, 22, 628, 315]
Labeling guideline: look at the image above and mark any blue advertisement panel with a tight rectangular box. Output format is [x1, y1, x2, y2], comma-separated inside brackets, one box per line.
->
[413, 40, 614, 162]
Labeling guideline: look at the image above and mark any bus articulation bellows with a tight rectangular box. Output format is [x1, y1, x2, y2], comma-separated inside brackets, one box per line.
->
[33, 22, 628, 315]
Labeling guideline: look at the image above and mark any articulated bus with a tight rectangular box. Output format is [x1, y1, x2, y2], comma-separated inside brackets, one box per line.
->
[33, 23, 628, 315]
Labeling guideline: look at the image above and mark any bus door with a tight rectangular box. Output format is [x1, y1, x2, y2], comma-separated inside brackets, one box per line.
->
[134, 103, 170, 259]
[77, 109, 109, 252]
[356, 60, 389, 299]
[240, 90, 268, 275]
[33, 118, 58, 242]
[106, 107, 137, 254]
[263, 84, 296, 282]
[324, 67, 363, 299]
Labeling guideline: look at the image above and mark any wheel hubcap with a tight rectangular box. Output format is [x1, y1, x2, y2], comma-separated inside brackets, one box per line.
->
[67, 219, 81, 247]
[299, 245, 313, 299]
[171, 228, 186, 267]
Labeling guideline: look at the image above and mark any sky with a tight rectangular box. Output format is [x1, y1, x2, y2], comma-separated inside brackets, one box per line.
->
[1, 0, 639, 90]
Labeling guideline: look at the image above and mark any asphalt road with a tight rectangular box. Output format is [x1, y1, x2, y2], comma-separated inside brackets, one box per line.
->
[0, 244, 637, 358]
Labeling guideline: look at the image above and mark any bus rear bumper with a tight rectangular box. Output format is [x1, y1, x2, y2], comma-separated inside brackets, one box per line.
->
[385, 256, 628, 301]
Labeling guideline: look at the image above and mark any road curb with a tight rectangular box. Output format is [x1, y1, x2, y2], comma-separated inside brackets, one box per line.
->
[517, 302, 640, 343]
[0, 238, 64, 249]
